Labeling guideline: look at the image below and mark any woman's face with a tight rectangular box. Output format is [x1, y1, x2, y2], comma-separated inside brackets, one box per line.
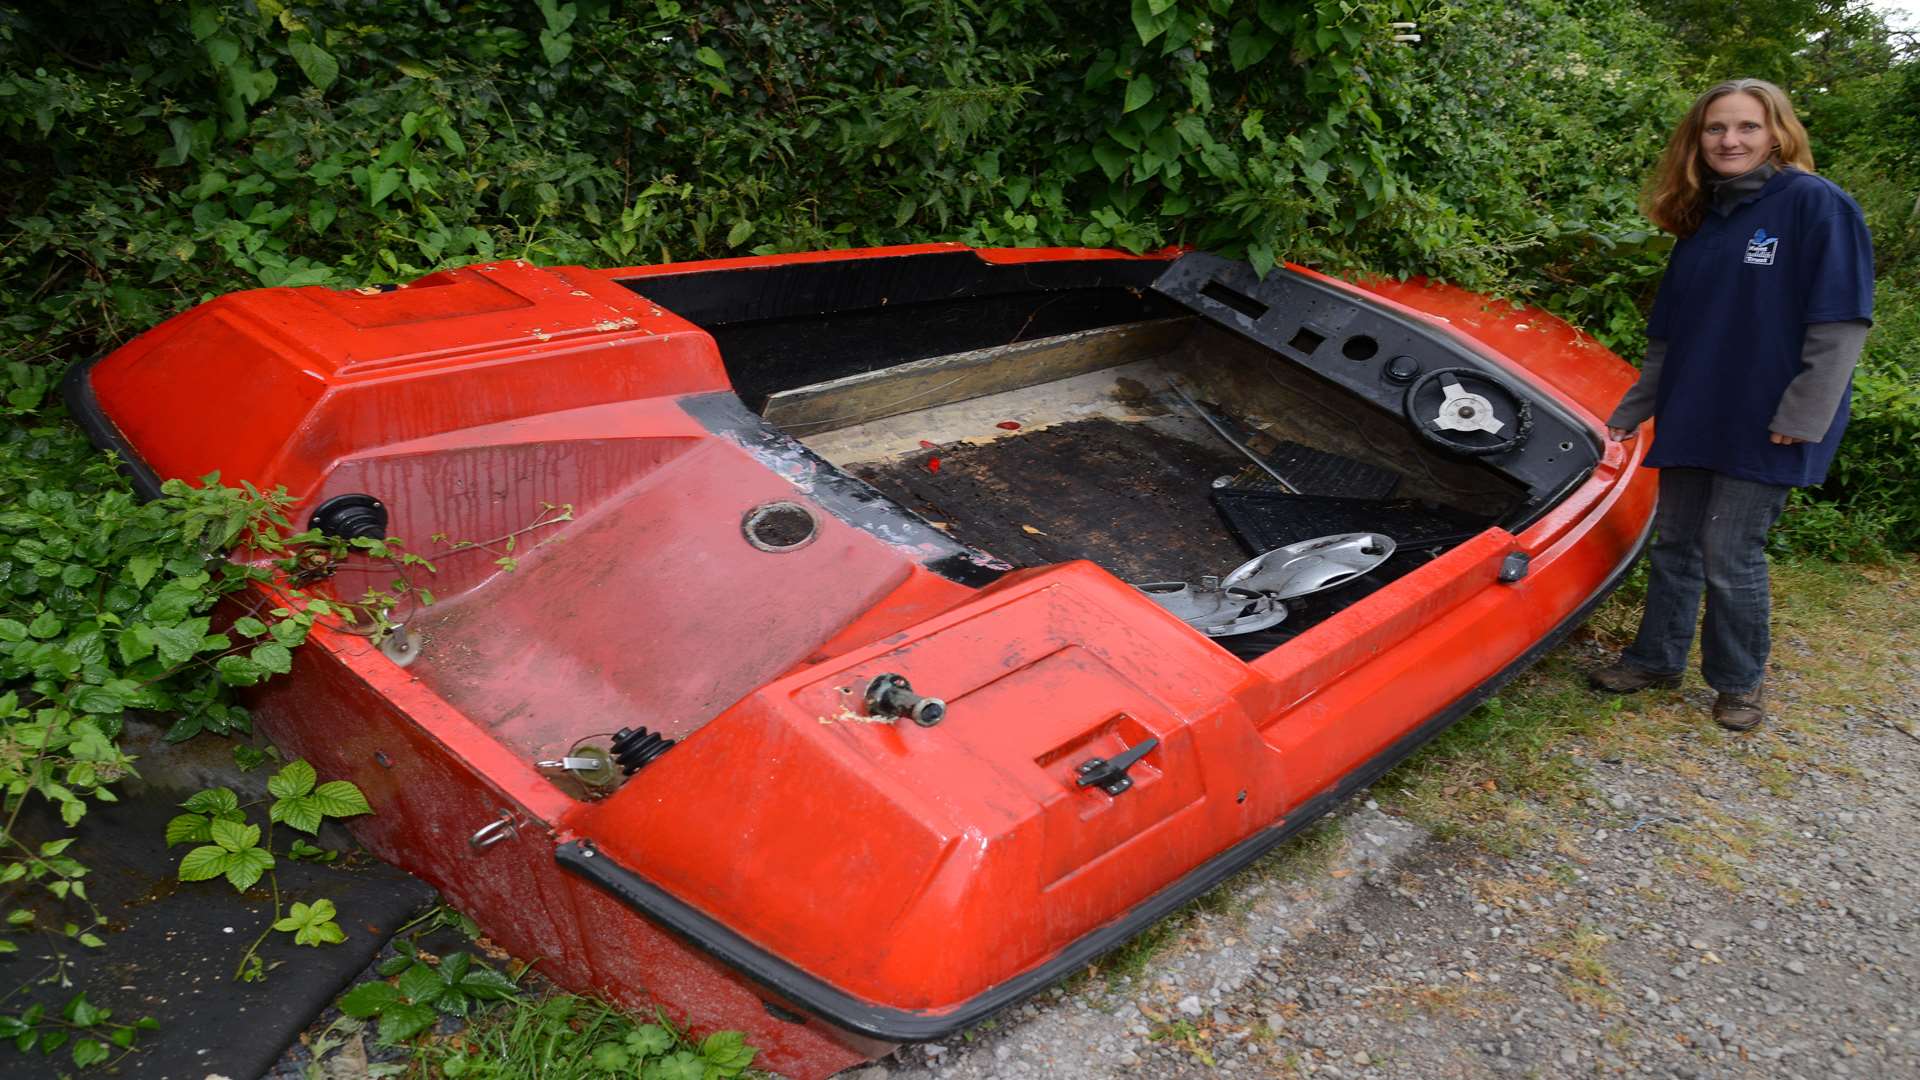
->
[1698, 93, 1775, 177]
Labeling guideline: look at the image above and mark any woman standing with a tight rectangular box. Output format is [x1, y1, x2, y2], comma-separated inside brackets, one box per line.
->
[1589, 78, 1874, 731]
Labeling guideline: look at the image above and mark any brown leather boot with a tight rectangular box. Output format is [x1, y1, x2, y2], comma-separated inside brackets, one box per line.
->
[1587, 661, 1682, 694]
[1713, 688, 1766, 731]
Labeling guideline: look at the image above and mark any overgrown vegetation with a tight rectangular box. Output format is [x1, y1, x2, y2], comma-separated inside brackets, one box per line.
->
[168, 758, 373, 980]
[1, 0, 1915, 1070]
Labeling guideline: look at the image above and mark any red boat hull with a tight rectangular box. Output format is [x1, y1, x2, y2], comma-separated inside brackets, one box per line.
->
[69, 245, 1654, 1077]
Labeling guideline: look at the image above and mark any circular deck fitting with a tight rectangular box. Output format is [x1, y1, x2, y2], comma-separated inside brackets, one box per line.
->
[742, 501, 818, 552]
[1385, 354, 1422, 383]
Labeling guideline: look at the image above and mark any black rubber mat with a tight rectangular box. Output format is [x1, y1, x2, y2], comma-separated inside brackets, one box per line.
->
[1213, 442, 1401, 500]
[2, 722, 435, 1080]
[1169, 391, 1401, 499]
[1213, 491, 1490, 556]
[850, 416, 1254, 585]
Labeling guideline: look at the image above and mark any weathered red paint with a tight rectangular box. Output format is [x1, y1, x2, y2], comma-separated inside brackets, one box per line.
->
[80, 247, 1655, 1079]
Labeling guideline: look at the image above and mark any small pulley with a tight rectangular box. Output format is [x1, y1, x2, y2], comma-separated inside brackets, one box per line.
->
[610, 725, 676, 774]
[537, 738, 621, 790]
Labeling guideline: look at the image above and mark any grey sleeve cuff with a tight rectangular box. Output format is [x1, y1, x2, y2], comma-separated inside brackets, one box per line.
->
[1770, 320, 1871, 441]
[1606, 338, 1666, 431]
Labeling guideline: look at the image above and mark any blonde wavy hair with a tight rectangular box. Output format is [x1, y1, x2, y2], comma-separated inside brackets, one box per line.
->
[1643, 78, 1816, 237]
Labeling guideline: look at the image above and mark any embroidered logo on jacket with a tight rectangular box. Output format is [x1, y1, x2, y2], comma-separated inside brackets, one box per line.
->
[1744, 228, 1779, 266]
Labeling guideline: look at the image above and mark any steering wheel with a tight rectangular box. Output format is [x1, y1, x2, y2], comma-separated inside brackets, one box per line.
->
[1402, 367, 1533, 457]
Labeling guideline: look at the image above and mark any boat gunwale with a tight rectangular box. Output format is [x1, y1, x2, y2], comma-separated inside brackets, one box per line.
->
[554, 507, 1655, 1042]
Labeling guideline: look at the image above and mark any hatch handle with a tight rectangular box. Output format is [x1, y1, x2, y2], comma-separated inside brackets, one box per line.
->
[1076, 737, 1160, 796]
[469, 809, 518, 851]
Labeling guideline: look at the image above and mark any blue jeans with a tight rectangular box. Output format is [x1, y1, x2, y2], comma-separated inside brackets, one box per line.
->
[1622, 468, 1790, 696]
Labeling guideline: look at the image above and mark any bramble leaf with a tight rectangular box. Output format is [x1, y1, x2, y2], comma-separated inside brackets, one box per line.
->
[396, 961, 444, 1005]
[339, 981, 401, 1017]
[177, 845, 228, 882]
[272, 794, 324, 835]
[223, 845, 274, 891]
[209, 818, 259, 853]
[182, 787, 240, 815]
[268, 759, 316, 799]
[274, 898, 346, 946]
[165, 813, 212, 846]
[456, 967, 518, 1001]
[377, 1001, 437, 1043]
[310, 780, 372, 819]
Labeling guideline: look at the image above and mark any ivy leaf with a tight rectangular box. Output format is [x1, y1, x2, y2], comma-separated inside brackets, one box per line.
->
[1122, 75, 1154, 114]
[1248, 240, 1278, 281]
[310, 780, 372, 819]
[539, 29, 573, 66]
[1131, 0, 1177, 44]
[1256, 0, 1293, 33]
[694, 46, 727, 72]
[368, 167, 403, 207]
[308, 197, 338, 235]
[232, 616, 268, 638]
[1228, 21, 1279, 71]
[268, 759, 316, 799]
[287, 32, 339, 91]
[72, 1039, 110, 1068]
[1091, 140, 1128, 182]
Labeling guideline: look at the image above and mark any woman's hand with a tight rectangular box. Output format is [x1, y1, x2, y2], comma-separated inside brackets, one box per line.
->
[1769, 432, 1806, 446]
[1608, 426, 1634, 441]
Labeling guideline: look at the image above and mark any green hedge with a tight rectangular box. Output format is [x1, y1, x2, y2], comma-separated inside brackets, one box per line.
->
[0, 0, 1914, 550]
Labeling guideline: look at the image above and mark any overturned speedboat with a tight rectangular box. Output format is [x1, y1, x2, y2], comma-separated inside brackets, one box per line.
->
[68, 245, 1654, 1078]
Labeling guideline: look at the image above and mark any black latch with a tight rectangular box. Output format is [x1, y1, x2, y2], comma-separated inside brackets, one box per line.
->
[1498, 550, 1530, 583]
[1075, 737, 1160, 796]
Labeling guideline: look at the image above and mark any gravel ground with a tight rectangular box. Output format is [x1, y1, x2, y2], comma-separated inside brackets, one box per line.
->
[856, 637, 1920, 1079]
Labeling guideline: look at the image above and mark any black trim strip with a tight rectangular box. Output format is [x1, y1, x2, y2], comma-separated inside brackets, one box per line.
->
[556, 512, 1654, 1041]
[60, 355, 166, 501]
[679, 391, 1012, 588]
